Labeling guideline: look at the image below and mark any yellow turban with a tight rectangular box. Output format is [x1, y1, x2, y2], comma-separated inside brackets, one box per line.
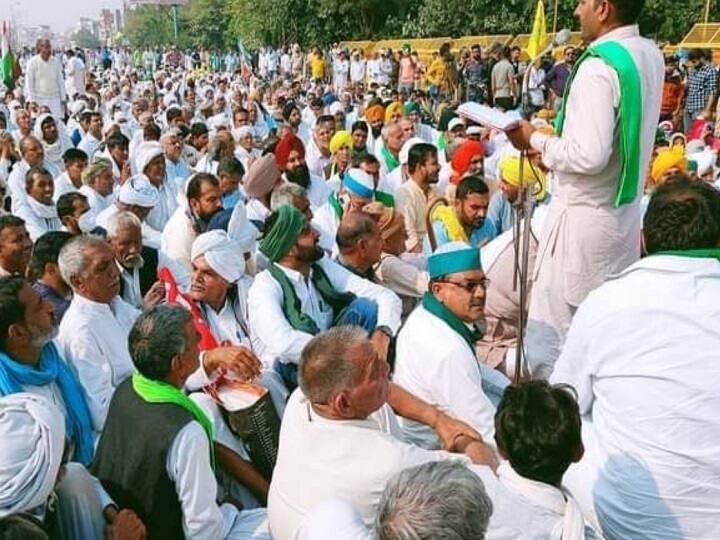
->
[329, 130, 353, 155]
[384, 101, 405, 124]
[499, 156, 547, 201]
[651, 146, 688, 182]
[365, 105, 385, 123]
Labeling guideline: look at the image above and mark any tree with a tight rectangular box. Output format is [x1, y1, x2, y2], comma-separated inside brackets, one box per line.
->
[125, 5, 177, 49]
[183, 0, 233, 50]
[72, 28, 101, 50]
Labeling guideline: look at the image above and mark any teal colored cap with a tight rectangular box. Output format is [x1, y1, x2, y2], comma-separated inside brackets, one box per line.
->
[428, 241, 482, 279]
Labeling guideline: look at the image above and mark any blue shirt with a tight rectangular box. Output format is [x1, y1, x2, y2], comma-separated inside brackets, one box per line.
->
[487, 191, 514, 236]
[423, 216, 497, 255]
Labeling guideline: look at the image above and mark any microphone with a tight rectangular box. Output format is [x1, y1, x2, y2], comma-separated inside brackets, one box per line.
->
[532, 28, 572, 64]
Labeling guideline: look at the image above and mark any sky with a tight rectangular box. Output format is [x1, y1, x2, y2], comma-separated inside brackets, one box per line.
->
[0, 0, 124, 33]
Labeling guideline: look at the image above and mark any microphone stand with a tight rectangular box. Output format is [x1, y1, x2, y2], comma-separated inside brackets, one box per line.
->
[511, 37, 564, 384]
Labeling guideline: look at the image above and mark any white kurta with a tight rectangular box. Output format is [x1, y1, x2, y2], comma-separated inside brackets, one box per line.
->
[146, 179, 179, 233]
[394, 303, 501, 448]
[25, 54, 66, 117]
[15, 198, 62, 241]
[526, 25, 664, 376]
[267, 389, 467, 540]
[305, 136, 332, 178]
[247, 256, 402, 369]
[57, 294, 140, 432]
[78, 133, 101, 158]
[311, 199, 340, 252]
[550, 255, 720, 539]
[8, 159, 60, 213]
[161, 207, 197, 274]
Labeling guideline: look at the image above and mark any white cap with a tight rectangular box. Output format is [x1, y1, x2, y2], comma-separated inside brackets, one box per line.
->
[399, 136, 425, 165]
[448, 117, 466, 132]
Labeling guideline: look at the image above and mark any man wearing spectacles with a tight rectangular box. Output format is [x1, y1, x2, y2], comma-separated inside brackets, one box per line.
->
[394, 241, 509, 450]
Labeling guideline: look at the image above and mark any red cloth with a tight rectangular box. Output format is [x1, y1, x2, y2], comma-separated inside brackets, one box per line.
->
[275, 133, 305, 170]
[158, 267, 218, 351]
[451, 140, 485, 185]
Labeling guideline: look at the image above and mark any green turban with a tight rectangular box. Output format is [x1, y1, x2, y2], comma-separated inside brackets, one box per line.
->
[404, 102, 421, 116]
[259, 204, 307, 262]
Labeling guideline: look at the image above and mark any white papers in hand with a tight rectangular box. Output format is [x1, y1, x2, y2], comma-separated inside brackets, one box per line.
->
[458, 102, 522, 132]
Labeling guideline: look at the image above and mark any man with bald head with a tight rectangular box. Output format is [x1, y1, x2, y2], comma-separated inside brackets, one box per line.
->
[336, 211, 384, 281]
[25, 39, 66, 118]
[8, 137, 60, 213]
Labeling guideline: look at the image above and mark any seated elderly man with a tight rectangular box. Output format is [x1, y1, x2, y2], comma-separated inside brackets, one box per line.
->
[312, 168, 377, 252]
[105, 211, 175, 310]
[33, 114, 73, 172]
[268, 326, 497, 540]
[96, 174, 161, 248]
[56, 192, 95, 236]
[92, 305, 270, 539]
[8, 136, 61, 213]
[16, 166, 62, 241]
[550, 179, 720, 538]
[134, 141, 178, 233]
[395, 242, 509, 448]
[56, 235, 141, 432]
[162, 127, 192, 188]
[78, 157, 116, 220]
[270, 182, 313, 221]
[248, 204, 402, 389]
[298, 461, 493, 540]
[425, 175, 495, 254]
[0, 283, 145, 539]
[336, 210, 384, 281]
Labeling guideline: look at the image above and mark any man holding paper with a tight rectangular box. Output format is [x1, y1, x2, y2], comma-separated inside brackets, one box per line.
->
[505, 0, 663, 376]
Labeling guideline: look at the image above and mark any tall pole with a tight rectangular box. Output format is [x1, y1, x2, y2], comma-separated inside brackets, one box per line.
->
[553, 0, 560, 34]
[172, 5, 179, 43]
[705, 0, 712, 25]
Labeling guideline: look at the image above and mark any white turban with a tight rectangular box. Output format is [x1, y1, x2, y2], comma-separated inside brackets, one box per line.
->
[191, 230, 245, 282]
[328, 101, 344, 116]
[118, 175, 160, 208]
[0, 393, 65, 517]
[233, 126, 254, 142]
[400, 137, 425, 166]
[227, 201, 259, 253]
[134, 141, 165, 174]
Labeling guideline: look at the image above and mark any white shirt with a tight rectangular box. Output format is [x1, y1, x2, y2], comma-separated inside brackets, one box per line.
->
[248, 256, 402, 369]
[550, 255, 720, 539]
[96, 204, 162, 249]
[394, 303, 500, 448]
[65, 56, 86, 97]
[167, 421, 270, 539]
[311, 199, 341, 252]
[350, 59, 366, 83]
[15, 198, 62, 241]
[305, 136, 332, 178]
[79, 185, 115, 223]
[146, 179, 178, 233]
[78, 132, 101, 158]
[57, 294, 140, 432]
[25, 54, 66, 102]
[281, 173, 330, 211]
[267, 389, 467, 540]
[8, 159, 60, 213]
[161, 206, 197, 274]
[53, 171, 81, 202]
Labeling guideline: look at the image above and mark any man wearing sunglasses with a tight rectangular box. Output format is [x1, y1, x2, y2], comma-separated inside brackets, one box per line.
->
[394, 241, 509, 450]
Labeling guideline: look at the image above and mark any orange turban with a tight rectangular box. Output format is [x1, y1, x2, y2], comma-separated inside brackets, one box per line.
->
[274, 133, 305, 171]
[365, 105, 385, 123]
[451, 140, 484, 185]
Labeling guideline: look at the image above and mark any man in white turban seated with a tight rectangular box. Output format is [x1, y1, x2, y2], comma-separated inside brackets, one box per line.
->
[182, 230, 287, 509]
[0, 383, 144, 537]
[248, 203, 402, 390]
[95, 174, 161, 248]
[394, 242, 509, 449]
[133, 140, 178, 234]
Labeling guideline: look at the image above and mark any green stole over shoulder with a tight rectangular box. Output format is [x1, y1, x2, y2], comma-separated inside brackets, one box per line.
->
[654, 248, 720, 261]
[132, 372, 215, 468]
[267, 262, 356, 335]
[421, 292, 482, 354]
[555, 40, 643, 207]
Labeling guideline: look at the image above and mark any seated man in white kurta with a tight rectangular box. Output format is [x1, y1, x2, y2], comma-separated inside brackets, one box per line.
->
[480, 381, 597, 540]
[550, 179, 720, 540]
[248, 203, 402, 390]
[394, 242, 509, 448]
[267, 326, 498, 540]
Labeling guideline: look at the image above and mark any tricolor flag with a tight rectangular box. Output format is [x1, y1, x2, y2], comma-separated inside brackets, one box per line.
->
[1, 22, 18, 90]
[526, 0, 549, 60]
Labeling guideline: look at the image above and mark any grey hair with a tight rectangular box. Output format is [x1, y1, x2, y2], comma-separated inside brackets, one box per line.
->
[58, 235, 108, 287]
[270, 183, 307, 211]
[160, 127, 182, 145]
[375, 461, 493, 540]
[106, 211, 142, 238]
[128, 305, 192, 379]
[81, 157, 113, 186]
[299, 326, 368, 404]
[382, 123, 401, 143]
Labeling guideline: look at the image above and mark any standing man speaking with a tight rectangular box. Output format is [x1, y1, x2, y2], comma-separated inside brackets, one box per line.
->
[506, 0, 663, 376]
[25, 39, 67, 119]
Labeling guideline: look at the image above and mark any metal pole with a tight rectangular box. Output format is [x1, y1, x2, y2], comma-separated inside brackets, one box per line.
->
[553, 0, 560, 34]
[172, 5, 179, 43]
[705, 0, 712, 25]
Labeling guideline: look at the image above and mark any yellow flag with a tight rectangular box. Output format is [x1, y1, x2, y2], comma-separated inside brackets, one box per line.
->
[527, 0, 549, 60]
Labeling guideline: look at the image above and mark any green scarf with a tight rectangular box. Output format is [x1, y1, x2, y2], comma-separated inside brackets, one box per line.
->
[437, 133, 447, 152]
[421, 292, 482, 354]
[328, 192, 344, 220]
[132, 372, 215, 469]
[267, 262, 356, 335]
[654, 248, 720, 261]
[555, 40, 643, 208]
[374, 190, 395, 208]
[381, 145, 400, 172]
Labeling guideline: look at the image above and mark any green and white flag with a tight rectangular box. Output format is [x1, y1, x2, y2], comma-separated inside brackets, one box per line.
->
[1, 22, 16, 90]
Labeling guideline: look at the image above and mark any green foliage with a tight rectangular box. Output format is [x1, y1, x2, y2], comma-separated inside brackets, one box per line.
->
[123, 0, 713, 52]
[72, 28, 101, 50]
